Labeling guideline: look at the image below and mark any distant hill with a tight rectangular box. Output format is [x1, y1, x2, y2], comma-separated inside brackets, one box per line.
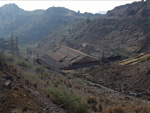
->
[37, 1, 150, 57]
[106, 1, 150, 18]
[0, 4, 98, 43]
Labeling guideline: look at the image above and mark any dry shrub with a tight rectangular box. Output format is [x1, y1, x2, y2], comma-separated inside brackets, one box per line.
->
[134, 106, 150, 113]
[66, 82, 72, 88]
[87, 96, 98, 112]
[99, 98, 104, 102]
[104, 99, 111, 106]
[63, 79, 73, 88]
[59, 78, 63, 83]
[86, 89, 95, 94]
[46, 81, 49, 85]
[103, 105, 150, 113]
[87, 96, 97, 105]
[0, 51, 6, 69]
[74, 84, 81, 89]
[103, 106, 126, 113]
[98, 104, 103, 112]
[22, 71, 44, 90]
[33, 83, 37, 88]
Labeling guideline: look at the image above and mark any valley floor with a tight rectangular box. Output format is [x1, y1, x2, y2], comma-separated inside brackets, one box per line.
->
[70, 54, 150, 101]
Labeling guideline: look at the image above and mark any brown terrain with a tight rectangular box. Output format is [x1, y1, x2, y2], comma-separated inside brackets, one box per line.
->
[1, 52, 150, 113]
[67, 54, 150, 100]
[0, 60, 65, 113]
[1, 1, 150, 113]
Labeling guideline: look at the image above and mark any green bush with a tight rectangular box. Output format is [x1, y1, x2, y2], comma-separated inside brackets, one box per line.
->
[5, 54, 14, 62]
[16, 59, 32, 68]
[47, 88, 88, 113]
[4, 54, 32, 68]
[113, 48, 127, 56]
[86, 18, 90, 24]
[35, 66, 44, 74]
[17, 60, 28, 67]
[0, 51, 5, 69]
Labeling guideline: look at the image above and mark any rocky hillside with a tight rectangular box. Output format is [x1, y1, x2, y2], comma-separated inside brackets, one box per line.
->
[0, 4, 97, 43]
[0, 54, 65, 113]
[0, 60, 42, 112]
[37, 1, 150, 57]
[107, 1, 150, 18]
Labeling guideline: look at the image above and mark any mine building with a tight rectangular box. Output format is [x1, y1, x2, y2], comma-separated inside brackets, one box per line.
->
[38, 45, 99, 70]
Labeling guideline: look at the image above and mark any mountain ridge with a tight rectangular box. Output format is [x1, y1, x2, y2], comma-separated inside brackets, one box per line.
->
[0, 4, 98, 43]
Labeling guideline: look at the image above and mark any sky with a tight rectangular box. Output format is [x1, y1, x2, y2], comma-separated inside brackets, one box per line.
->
[0, 0, 141, 14]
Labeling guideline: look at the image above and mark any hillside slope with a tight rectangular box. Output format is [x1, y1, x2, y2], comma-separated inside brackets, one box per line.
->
[71, 54, 150, 100]
[37, 1, 150, 57]
[0, 59, 65, 113]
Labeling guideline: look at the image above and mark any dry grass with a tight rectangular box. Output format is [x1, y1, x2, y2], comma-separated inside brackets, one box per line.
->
[133, 106, 150, 113]
[87, 96, 98, 112]
[103, 106, 126, 113]
[102, 105, 150, 113]
[21, 70, 45, 89]
[5, 54, 150, 113]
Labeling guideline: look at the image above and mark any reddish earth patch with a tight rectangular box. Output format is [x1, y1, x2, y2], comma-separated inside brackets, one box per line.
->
[0, 65, 65, 113]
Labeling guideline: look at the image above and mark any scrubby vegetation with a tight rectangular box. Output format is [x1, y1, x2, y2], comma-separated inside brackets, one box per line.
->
[5, 54, 32, 68]
[47, 87, 88, 113]
[2, 51, 150, 113]
[34, 66, 45, 74]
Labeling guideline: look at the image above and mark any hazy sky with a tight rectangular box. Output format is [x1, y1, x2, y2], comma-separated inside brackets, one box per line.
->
[0, 0, 141, 14]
